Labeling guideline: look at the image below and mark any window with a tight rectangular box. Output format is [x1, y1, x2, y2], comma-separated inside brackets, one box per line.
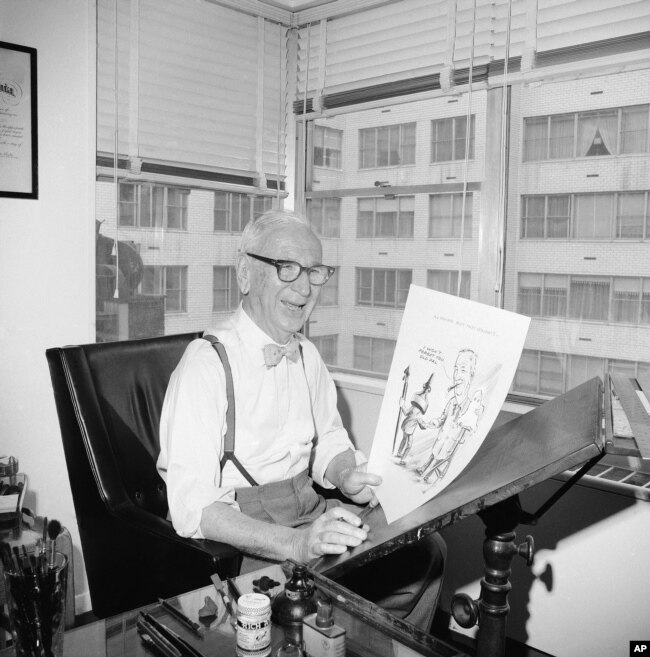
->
[427, 269, 471, 299]
[429, 193, 473, 238]
[518, 273, 650, 324]
[357, 196, 414, 238]
[620, 105, 650, 154]
[514, 350, 564, 396]
[521, 195, 570, 238]
[573, 194, 613, 239]
[514, 349, 650, 398]
[617, 192, 647, 238]
[214, 192, 272, 232]
[213, 266, 240, 311]
[119, 183, 189, 229]
[359, 123, 416, 168]
[569, 276, 610, 322]
[522, 192, 650, 241]
[141, 265, 187, 313]
[356, 268, 412, 308]
[313, 125, 342, 168]
[307, 198, 341, 238]
[523, 105, 650, 161]
[318, 268, 339, 306]
[310, 334, 338, 366]
[353, 335, 396, 374]
[431, 115, 475, 162]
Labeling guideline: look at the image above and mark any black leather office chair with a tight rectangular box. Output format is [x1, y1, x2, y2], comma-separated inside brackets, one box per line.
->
[46, 333, 241, 618]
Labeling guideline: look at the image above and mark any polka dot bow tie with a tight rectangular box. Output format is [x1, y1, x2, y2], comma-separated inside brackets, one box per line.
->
[263, 338, 300, 368]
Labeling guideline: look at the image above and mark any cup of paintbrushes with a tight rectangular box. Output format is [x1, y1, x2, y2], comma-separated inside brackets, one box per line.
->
[2, 549, 68, 657]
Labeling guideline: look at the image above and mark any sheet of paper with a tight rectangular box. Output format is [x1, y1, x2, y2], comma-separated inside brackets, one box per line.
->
[367, 285, 530, 524]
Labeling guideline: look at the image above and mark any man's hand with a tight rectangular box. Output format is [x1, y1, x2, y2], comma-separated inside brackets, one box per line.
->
[338, 462, 382, 506]
[292, 506, 369, 563]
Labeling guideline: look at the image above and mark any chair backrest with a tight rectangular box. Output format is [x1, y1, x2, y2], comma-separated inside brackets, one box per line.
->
[46, 332, 215, 616]
[46, 332, 200, 523]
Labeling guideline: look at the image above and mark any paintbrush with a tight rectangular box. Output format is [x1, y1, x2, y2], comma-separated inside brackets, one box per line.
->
[47, 519, 62, 571]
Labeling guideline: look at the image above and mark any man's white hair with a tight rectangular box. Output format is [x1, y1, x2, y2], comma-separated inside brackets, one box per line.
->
[240, 209, 314, 254]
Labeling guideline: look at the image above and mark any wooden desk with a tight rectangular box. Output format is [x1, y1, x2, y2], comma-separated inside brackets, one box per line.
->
[1, 572, 469, 657]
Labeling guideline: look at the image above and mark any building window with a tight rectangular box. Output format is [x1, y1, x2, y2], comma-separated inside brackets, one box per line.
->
[517, 273, 569, 318]
[514, 350, 565, 397]
[521, 192, 650, 241]
[515, 350, 650, 399]
[307, 198, 341, 238]
[357, 196, 414, 238]
[518, 273, 650, 325]
[141, 265, 187, 313]
[431, 115, 475, 162]
[523, 104, 650, 161]
[214, 192, 272, 232]
[569, 276, 610, 322]
[311, 334, 338, 366]
[119, 182, 189, 229]
[427, 269, 471, 299]
[213, 266, 240, 311]
[359, 122, 416, 168]
[429, 193, 473, 238]
[356, 268, 412, 308]
[617, 192, 648, 238]
[353, 335, 396, 374]
[313, 125, 342, 168]
[318, 268, 339, 306]
[521, 195, 570, 238]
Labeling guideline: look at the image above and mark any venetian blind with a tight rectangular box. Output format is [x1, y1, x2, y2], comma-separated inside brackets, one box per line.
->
[536, 0, 650, 53]
[97, 0, 287, 181]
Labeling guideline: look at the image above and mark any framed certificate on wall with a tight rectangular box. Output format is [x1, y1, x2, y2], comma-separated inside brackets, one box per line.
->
[0, 41, 38, 199]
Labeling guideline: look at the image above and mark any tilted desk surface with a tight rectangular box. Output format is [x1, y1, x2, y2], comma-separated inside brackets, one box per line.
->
[316, 377, 604, 579]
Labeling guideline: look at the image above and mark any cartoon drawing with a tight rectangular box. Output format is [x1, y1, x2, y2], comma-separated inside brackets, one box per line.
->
[416, 349, 485, 483]
[393, 373, 434, 464]
[367, 285, 530, 524]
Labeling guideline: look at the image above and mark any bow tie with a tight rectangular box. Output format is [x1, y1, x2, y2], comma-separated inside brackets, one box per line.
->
[263, 338, 300, 368]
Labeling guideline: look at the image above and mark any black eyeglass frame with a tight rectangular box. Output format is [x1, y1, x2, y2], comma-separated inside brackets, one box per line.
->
[246, 252, 335, 286]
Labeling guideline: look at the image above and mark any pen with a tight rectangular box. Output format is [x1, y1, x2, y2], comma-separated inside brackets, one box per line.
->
[141, 612, 205, 657]
[137, 618, 182, 657]
[226, 578, 241, 604]
[158, 598, 202, 637]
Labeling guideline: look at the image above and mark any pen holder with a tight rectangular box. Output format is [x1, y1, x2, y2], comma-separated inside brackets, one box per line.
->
[3, 552, 68, 657]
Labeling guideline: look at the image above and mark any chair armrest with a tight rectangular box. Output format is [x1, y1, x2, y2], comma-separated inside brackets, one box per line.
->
[113, 501, 241, 563]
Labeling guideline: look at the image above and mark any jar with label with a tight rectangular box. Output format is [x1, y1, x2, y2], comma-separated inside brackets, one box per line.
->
[236, 592, 272, 657]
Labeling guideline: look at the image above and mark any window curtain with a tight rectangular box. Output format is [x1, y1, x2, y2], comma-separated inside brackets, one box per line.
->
[577, 110, 618, 156]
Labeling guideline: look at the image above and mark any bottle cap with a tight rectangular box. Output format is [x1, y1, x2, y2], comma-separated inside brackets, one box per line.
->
[315, 598, 333, 628]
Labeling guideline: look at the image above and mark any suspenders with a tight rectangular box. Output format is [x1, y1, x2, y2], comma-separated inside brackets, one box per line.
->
[202, 335, 259, 486]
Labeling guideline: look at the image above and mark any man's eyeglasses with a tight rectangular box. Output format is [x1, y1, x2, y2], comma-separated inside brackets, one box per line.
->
[246, 253, 335, 286]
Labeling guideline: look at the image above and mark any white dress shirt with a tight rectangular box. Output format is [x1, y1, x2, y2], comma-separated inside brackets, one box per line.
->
[157, 305, 356, 539]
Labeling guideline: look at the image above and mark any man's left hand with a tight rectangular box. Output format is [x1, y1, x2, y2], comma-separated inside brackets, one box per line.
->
[339, 462, 382, 506]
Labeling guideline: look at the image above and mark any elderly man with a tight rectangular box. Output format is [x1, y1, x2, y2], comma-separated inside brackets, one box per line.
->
[157, 209, 444, 629]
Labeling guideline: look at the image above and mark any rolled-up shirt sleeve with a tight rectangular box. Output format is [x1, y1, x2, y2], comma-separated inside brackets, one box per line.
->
[304, 343, 359, 487]
[157, 340, 237, 539]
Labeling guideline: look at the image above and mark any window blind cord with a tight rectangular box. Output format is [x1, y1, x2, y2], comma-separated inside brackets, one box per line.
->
[277, 24, 284, 205]
[495, 0, 514, 306]
[457, 0, 477, 299]
[301, 23, 312, 217]
[113, 0, 120, 300]
[302, 23, 312, 339]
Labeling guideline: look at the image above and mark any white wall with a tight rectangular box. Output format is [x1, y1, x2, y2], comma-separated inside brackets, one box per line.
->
[334, 377, 650, 657]
[0, 0, 95, 613]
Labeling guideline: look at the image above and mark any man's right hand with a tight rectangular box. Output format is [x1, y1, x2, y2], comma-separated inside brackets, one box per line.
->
[292, 506, 369, 563]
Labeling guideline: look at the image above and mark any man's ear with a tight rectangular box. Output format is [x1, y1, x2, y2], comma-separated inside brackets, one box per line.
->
[236, 253, 250, 295]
